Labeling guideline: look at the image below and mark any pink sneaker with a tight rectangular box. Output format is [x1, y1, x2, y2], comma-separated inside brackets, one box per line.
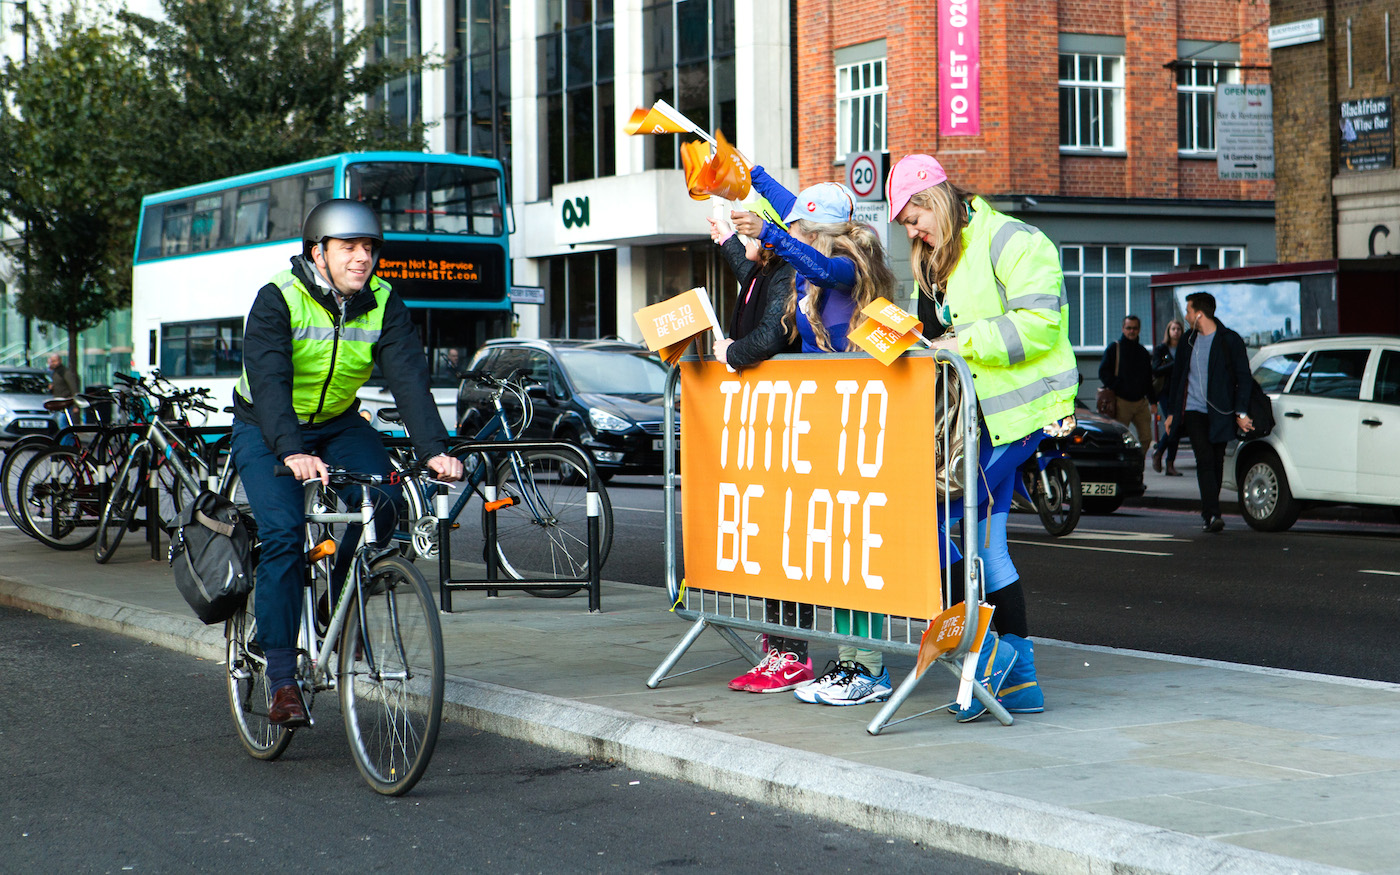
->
[729, 649, 779, 691]
[744, 651, 814, 693]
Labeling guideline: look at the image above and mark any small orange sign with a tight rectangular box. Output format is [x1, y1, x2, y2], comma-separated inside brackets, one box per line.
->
[915, 601, 994, 678]
[862, 297, 923, 336]
[848, 318, 918, 366]
[624, 102, 692, 135]
[635, 288, 723, 364]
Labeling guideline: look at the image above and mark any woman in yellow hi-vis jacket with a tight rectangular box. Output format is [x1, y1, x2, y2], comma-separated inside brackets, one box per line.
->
[887, 154, 1079, 722]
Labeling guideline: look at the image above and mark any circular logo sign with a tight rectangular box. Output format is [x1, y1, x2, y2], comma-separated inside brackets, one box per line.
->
[847, 153, 880, 199]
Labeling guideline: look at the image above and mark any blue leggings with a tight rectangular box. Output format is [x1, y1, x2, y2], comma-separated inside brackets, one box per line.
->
[939, 426, 1042, 596]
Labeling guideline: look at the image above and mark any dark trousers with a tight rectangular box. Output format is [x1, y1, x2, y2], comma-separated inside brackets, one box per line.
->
[1183, 411, 1226, 520]
[230, 414, 394, 683]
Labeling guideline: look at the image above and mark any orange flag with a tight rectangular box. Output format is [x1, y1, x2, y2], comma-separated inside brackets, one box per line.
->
[915, 601, 994, 679]
[848, 318, 919, 366]
[695, 130, 751, 201]
[624, 101, 694, 136]
[681, 140, 712, 201]
[634, 288, 724, 364]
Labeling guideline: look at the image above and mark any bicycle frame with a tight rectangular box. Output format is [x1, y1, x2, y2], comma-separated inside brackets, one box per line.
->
[299, 485, 383, 698]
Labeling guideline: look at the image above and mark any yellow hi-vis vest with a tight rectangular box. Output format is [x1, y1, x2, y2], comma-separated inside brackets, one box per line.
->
[236, 271, 391, 424]
[946, 198, 1079, 446]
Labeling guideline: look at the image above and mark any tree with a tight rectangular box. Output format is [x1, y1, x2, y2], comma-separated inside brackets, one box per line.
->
[122, 0, 427, 189]
[0, 13, 161, 368]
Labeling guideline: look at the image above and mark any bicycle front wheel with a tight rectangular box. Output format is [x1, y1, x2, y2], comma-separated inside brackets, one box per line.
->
[339, 555, 444, 796]
[17, 447, 100, 550]
[225, 602, 293, 760]
[489, 450, 613, 594]
[95, 443, 148, 563]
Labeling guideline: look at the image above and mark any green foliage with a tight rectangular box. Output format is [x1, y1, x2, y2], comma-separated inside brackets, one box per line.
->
[0, 13, 158, 348]
[0, 0, 427, 347]
[121, 0, 428, 188]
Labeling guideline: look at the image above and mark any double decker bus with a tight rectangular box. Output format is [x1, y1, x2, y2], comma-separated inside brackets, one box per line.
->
[131, 152, 512, 429]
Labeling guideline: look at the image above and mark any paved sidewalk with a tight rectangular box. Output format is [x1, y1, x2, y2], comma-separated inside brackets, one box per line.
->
[2, 525, 1397, 875]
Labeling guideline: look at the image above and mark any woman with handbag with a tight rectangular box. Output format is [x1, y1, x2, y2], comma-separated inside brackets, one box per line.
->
[1151, 319, 1185, 476]
[887, 154, 1079, 722]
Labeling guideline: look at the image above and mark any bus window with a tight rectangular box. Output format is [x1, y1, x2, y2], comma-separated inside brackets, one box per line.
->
[234, 186, 271, 244]
[348, 161, 503, 236]
[161, 318, 244, 378]
[191, 196, 223, 251]
[162, 203, 192, 256]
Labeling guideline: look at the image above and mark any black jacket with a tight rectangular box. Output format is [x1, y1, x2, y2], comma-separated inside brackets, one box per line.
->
[1169, 319, 1252, 445]
[1098, 335, 1157, 403]
[718, 236, 800, 369]
[233, 256, 450, 461]
[1151, 341, 1179, 411]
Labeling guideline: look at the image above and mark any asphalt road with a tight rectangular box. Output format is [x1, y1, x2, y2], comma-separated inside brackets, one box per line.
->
[0, 606, 1016, 874]
[596, 476, 1400, 683]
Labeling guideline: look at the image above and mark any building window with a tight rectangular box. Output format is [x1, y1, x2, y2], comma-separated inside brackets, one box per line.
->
[544, 251, 617, 338]
[160, 319, 244, 378]
[1176, 60, 1241, 154]
[372, 0, 422, 131]
[1059, 53, 1124, 152]
[835, 58, 885, 162]
[1061, 245, 1244, 350]
[537, 0, 615, 196]
[641, 0, 735, 171]
[450, 0, 511, 164]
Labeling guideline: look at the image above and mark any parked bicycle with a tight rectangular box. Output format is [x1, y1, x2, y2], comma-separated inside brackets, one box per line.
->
[225, 464, 445, 796]
[385, 368, 613, 597]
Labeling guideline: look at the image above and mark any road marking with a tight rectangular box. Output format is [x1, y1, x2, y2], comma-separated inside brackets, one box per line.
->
[613, 505, 668, 514]
[1007, 538, 1172, 557]
[1360, 569, 1400, 576]
[1008, 522, 1185, 543]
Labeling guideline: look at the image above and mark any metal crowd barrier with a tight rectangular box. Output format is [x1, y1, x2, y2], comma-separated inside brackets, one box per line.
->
[645, 349, 1015, 733]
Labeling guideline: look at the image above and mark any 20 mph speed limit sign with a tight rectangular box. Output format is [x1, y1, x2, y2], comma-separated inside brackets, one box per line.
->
[845, 151, 886, 201]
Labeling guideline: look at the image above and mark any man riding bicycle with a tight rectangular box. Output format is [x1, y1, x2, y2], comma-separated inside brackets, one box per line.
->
[230, 199, 463, 727]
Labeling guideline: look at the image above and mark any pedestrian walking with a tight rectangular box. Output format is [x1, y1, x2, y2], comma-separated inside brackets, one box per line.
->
[1164, 292, 1253, 533]
[47, 353, 79, 399]
[1151, 319, 1185, 476]
[1097, 316, 1156, 449]
[887, 153, 1079, 722]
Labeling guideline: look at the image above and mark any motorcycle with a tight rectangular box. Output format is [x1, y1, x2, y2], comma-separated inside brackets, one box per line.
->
[1012, 433, 1082, 537]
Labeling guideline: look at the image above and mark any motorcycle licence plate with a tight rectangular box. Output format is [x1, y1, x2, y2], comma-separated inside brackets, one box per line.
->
[1082, 482, 1118, 496]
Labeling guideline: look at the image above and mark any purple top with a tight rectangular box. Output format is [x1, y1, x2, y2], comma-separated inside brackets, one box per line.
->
[795, 288, 857, 353]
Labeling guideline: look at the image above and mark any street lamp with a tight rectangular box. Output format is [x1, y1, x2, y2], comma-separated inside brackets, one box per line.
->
[4, 0, 28, 365]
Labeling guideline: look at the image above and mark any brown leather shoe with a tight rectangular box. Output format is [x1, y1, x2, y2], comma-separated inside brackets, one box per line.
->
[1152, 448, 1164, 473]
[1165, 463, 1182, 477]
[268, 686, 310, 727]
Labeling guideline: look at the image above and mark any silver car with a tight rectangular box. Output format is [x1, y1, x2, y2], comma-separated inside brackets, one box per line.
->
[0, 367, 64, 441]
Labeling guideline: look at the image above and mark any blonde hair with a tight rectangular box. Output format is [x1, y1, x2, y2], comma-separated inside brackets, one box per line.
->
[906, 181, 974, 300]
[781, 219, 898, 352]
[1161, 318, 1185, 346]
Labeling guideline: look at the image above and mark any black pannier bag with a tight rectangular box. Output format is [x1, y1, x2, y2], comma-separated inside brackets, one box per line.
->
[169, 490, 255, 624]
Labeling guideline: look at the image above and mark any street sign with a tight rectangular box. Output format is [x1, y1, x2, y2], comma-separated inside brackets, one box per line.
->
[845, 151, 886, 201]
[508, 285, 545, 305]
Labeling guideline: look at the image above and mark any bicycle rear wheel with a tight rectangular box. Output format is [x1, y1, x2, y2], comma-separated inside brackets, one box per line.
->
[17, 447, 100, 550]
[489, 449, 613, 596]
[339, 555, 443, 796]
[225, 602, 293, 760]
[95, 443, 148, 563]
[2, 435, 54, 537]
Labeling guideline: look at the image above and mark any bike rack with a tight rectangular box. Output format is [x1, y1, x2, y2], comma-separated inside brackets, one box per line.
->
[431, 438, 606, 614]
[646, 349, 1016, 733]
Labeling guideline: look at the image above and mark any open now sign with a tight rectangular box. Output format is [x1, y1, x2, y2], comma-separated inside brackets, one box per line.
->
[680, 355, 943, 619]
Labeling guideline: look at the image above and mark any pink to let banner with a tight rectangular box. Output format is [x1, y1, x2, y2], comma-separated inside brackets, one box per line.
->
[938, 0, 980, 137]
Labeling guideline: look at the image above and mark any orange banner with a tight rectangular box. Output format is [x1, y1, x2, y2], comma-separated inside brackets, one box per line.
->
[679, 355, 942, 619]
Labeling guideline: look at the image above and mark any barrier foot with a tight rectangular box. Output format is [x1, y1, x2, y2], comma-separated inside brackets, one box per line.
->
[646, 616, 711, 689]
[866, 666, 929, 735]
[941, 656, 1015, 726]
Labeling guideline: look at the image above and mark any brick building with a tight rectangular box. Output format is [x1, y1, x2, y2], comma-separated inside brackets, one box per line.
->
[795, 0, 1277, 368]
[1272, 0, 1400, 262]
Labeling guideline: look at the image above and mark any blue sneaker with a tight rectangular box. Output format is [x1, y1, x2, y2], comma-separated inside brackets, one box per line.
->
[811, 662, 892, 706]
[794, 660, 852, 704]
[997, 634, 1044, 714]
[953, 632, 1018, 723]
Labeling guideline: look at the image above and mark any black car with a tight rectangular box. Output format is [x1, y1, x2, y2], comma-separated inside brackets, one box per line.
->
[456, 339, 676, 479]
[1060, 402, 1147, 513]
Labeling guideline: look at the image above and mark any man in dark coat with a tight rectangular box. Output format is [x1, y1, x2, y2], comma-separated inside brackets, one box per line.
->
[1098, 315, 1156, 450]
[1164, 292, 1254, 532]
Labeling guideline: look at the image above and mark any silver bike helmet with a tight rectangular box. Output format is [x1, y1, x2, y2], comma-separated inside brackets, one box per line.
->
[301, 199, 383, 258]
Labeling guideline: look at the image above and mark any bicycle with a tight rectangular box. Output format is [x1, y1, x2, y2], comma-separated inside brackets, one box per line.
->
[93, 374, 235, 563]
[224, 465, 445, 796]
[385, 368, 613, 597]
[2, 391, 119, 540]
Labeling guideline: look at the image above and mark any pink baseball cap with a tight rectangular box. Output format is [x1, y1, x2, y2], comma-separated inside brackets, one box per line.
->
[886, 154, 949, 221]
[782, 182, 857, 225]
